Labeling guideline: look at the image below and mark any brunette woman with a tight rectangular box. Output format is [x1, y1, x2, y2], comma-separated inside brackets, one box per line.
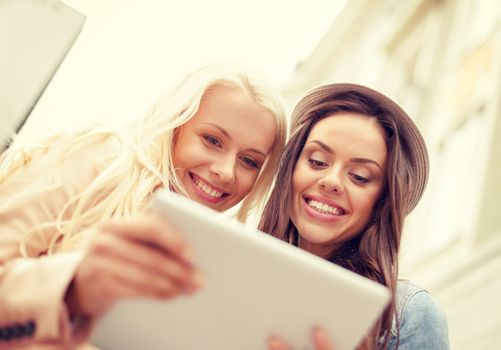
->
[261, 83, 449, 350]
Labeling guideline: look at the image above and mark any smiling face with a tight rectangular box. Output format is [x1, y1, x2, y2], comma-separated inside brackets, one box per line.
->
[172, 87, 276, 211]
[290, 112, 388, 257]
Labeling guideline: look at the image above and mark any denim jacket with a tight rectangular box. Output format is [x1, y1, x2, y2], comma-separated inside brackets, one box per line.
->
[386, 281, 450, 350]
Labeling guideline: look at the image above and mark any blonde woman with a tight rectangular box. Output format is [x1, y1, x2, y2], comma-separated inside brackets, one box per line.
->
[0, 64, 287, 349]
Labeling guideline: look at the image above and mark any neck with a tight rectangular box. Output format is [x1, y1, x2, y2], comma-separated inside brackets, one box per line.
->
[297, 235, 338, 259]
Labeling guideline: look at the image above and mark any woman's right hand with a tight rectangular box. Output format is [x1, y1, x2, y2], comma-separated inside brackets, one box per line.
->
[65, 214, 203, 318]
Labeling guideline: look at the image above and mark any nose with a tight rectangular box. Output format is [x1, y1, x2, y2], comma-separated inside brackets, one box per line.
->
[209, 155, 236, 184]
[318, 168, 344, 194]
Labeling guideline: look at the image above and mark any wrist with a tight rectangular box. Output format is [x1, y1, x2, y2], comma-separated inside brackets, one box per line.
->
[64, 280, 84, 320]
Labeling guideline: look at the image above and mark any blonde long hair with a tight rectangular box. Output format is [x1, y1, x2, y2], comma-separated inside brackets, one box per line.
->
[0, 64, 287, 254]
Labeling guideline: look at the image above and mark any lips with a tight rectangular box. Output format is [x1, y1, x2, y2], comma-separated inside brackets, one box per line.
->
[306, 198, 345, 215]
[302, 195, 347, 222]
[189, 172, 229, 203]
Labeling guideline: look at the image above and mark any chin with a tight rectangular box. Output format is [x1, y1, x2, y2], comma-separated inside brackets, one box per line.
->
[299, 225, 343, 246]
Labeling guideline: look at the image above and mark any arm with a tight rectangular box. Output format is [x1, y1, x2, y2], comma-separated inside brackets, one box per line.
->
[0, 138, 202, 347]
[64, 214, 202, 319]
[0, 142, 102, 347]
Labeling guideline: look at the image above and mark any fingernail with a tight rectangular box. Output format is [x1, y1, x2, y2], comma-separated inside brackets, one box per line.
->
[182, 246, 195, 264]
[314, 326, 324, 334]
[192, 272, 205, 288]
[313, 326, 329, 341]
[268, 335, 279, 343]
[267, 335, 282, 350]
[183, 273, 205, 295]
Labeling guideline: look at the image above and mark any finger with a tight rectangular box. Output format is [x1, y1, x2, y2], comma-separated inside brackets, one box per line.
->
[91, 231, 199, 289]
[88, 253, 185, 298]
[88, 273, 180, 316]
[312, 327, 333, 350]
[102, 214, 194, 265]
[268, 335, 290, 350]
[107, 266, 182, 300]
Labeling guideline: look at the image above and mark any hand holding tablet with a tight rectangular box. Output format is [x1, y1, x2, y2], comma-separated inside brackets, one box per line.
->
[91, 190, 389, 350]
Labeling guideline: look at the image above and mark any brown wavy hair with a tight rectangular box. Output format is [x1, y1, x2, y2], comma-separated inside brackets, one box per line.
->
[259, 86, 429, 349]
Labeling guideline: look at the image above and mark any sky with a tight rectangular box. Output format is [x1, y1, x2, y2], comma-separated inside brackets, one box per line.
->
[63, 0, 347, 85]
[21, 0, 347, 140]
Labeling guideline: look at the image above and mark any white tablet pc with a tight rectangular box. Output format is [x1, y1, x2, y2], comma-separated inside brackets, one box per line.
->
[91, 190, 389, 350]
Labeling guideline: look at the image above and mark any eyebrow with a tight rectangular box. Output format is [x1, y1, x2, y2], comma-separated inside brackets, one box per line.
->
[309, 140, 383, 170]
[202, 122, 267, 158]
[203, 122, 231, 139]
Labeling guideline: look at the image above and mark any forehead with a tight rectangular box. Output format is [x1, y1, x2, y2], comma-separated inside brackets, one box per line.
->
[195, 87, 265, 119]
[307, 112, 387, 162]
[190, 87, 277, 151]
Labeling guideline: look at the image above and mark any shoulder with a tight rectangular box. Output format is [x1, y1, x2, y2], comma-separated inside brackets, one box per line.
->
[51, 129, 122, 165]
[53, 130, 124, 190]
[396, 280, 445, 321]
[1, 129, 122, 195]
[389, 280, 450, 349]
[45, 129, 122, 175]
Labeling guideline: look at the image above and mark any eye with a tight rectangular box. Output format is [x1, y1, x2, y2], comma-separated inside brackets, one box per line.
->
[350, 173, 370, 184]
[308, 158, 328, 169]
[202, 134, 222, 148]
[240, 156, 259, 169]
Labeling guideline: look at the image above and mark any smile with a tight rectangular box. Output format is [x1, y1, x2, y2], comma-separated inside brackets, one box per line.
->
[189, 173, 228, 202]
[306, 199, 344, 215]
[302, 195, 347, 222]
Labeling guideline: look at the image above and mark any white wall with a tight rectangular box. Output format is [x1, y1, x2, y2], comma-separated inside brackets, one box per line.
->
[0, 0, 85, 147]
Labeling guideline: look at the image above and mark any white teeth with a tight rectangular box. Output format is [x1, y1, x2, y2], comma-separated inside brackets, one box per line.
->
[194, 177, 223, 198]
[307, 199, 342, 215]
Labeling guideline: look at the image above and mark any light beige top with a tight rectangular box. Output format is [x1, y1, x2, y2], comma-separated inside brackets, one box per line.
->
[0, 136, 118, 349]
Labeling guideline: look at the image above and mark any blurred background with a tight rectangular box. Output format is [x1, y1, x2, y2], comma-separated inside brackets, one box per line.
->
[1, 0, 500, 349]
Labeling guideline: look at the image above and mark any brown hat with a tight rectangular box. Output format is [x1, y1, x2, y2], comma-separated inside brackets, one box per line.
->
[291, 83, 429, 214]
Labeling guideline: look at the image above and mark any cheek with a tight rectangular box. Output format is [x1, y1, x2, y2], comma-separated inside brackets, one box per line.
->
[291, 165, 307, 195]
[172, 150, 183, 171]
[172, 132, 189, 167]
[291, 178, 299, 201]
[352, 190, 380, 221]
[173, 137, 206, 169]
[237, 170, 260, 196]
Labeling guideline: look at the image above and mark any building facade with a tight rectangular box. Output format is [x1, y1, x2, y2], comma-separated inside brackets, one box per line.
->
[281, 1, 501, 348]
